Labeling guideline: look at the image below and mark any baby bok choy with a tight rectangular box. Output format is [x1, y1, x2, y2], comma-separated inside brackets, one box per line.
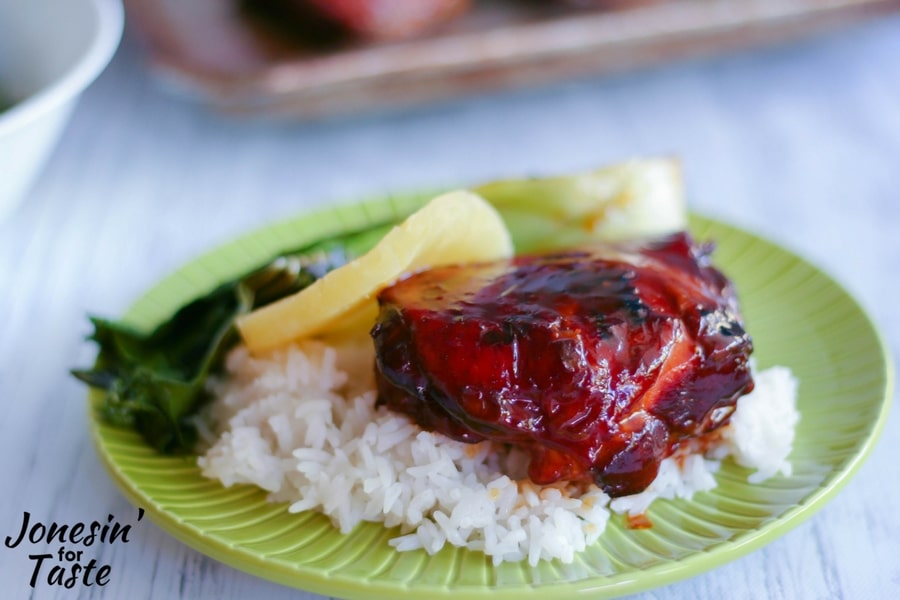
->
[72, 225, 392, 454]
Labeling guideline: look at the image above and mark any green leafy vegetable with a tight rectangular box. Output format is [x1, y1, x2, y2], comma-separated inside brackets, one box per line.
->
[73, 226, 392, 453]
[475, 158, 685, 252]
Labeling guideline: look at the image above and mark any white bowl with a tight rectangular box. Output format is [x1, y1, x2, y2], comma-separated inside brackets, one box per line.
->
[0, 0, 124, 221]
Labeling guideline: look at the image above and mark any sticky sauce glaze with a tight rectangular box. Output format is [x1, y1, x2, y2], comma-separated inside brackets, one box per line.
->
[372, 233, 754, 497]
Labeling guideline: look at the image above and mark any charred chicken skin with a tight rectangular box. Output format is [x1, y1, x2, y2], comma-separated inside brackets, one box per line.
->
[372, 233, 754, 497]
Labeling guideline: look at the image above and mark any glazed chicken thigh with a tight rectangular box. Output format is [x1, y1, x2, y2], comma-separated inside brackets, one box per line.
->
[372, 233, 754, 497]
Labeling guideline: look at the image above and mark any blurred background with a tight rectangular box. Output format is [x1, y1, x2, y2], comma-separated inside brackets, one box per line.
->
[1, 0, 899, 598]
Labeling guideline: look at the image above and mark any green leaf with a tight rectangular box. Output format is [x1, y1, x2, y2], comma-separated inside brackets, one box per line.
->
[73, 226, 391, 454]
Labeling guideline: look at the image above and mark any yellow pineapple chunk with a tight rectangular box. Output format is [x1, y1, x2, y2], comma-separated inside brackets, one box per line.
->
[237, 190, 513, 353]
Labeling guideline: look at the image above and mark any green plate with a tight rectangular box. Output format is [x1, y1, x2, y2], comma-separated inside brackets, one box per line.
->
[89, 193, 893, 599]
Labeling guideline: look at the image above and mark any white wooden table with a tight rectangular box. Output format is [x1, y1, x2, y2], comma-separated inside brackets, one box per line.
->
[1, 14, 898, 600]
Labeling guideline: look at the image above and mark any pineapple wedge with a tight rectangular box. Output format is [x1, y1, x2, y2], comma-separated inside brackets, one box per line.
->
[237, 190, 513, 353]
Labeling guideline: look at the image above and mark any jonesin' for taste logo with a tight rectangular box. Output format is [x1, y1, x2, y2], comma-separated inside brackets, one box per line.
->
[4, 509, 144, 589]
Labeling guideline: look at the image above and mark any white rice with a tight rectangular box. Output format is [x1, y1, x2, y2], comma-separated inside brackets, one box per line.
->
[198, 338, 798, 566]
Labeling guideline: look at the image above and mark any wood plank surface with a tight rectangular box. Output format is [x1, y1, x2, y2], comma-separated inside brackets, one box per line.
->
[125, 0, 900, 117]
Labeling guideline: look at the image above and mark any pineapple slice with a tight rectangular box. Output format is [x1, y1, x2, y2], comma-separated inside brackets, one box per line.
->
[237, 190, 513, 353]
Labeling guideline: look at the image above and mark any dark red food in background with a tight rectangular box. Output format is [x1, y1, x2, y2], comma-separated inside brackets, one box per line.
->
[372, 233, 754, 497]
[264, 0, 472, 40]
[249, 0, 652, 42]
